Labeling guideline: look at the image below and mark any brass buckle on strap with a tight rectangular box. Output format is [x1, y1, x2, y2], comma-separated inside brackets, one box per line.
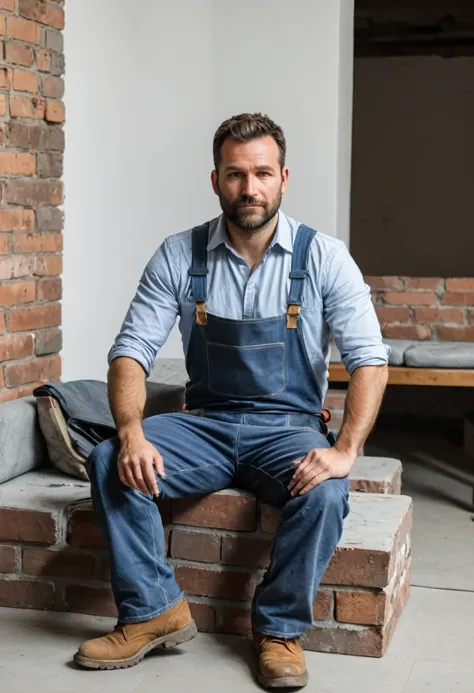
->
[196, 301, 208, 326]
[286, 304, 300, 329]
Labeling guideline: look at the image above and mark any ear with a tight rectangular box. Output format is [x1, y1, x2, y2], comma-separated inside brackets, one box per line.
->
[281, 166, 289, 195]
[211, 170, 219, 196]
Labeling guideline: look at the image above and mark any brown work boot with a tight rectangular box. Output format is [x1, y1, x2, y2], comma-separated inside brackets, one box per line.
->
[74, 598, 197, 670]
[253, 632, 309, 688]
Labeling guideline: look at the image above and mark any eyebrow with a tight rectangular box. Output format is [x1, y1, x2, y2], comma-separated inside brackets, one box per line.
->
[223, 165, 275, 172]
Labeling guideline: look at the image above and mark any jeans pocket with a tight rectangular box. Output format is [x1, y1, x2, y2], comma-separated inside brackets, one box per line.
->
[207, 341, 286, 398]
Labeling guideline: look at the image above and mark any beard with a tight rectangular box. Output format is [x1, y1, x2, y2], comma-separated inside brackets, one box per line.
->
[218, 188, 283, 232]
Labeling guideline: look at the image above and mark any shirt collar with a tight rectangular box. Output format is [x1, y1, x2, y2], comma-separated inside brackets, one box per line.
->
[207, 212, 293, 254]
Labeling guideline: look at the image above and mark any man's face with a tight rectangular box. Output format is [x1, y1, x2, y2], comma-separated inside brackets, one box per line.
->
[211, 136, 289, 232]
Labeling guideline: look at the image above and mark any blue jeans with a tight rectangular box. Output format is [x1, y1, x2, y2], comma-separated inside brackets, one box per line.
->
[87, 411, 350, 638]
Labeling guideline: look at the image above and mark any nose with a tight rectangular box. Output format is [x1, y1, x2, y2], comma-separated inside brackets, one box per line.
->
[242, 174, 258, 198]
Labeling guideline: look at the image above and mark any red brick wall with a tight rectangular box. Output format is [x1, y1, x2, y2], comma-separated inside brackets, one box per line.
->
[366, 277, 474, 342]
[0, 0, 64, 402]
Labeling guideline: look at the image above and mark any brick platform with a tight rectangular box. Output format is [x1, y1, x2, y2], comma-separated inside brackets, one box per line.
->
[0, 466, 411, 657]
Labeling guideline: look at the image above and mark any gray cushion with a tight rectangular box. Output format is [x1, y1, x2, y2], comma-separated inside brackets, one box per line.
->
[383, 339, 419, 366]
[0, 397, 47, 484]
[405, 342, 474, 369]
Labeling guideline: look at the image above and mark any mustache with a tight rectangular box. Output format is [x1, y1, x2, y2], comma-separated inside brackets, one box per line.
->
[233, 196, 265, 207]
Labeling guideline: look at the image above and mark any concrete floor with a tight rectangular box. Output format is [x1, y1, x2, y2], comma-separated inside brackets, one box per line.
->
[2, 422, 473, 692]
[0, 585, 473, 692]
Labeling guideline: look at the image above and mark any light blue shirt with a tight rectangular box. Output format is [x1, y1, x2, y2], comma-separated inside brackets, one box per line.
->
[108, 212, 389, 402]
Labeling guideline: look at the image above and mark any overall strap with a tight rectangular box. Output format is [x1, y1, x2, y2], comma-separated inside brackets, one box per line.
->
[287, 224, 317, 328]
[188, 223, 210, 325]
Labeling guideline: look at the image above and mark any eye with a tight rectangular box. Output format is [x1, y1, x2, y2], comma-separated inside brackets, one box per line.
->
[258, 171, 271, 178]
[228, 172, 242, 179]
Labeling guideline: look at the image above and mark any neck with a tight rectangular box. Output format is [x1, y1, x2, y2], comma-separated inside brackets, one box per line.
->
[226, 213, 279, 272]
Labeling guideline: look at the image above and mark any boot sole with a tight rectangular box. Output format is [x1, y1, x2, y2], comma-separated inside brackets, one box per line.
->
[74, 620, 198, 670]
[258, 671, 309, 688]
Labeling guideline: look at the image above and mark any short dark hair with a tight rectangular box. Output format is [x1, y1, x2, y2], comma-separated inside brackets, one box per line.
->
[213, 113, 286, 171]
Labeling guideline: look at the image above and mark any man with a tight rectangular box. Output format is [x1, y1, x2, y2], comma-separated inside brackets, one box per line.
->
[75, 113, 389, 688]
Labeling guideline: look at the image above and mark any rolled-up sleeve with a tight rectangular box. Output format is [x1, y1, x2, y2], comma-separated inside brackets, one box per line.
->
[107, 238, 179, 377]
[322, 242, 389, 374]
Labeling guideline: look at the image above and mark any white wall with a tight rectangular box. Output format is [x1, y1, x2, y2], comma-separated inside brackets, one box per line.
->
[63, 0, 354, 380]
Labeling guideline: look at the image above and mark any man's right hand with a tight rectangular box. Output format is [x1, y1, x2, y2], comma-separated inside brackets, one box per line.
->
[117, 433, 165, 496]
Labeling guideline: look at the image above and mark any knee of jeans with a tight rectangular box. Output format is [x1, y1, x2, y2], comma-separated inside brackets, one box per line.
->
[86, 437, 120, 482]
[306, 478, 349, 516]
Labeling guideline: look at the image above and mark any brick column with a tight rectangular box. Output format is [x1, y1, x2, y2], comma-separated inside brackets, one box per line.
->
[0, 0, 64, 402]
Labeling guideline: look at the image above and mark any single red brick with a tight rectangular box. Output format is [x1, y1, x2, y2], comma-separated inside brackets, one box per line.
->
[7, 16, 41, 43]
[335, 590, 387, 626]
[188, 601, 217, 632]
[442, 292, 474, 307]
[0, 236, 9, 255]
[382, 324, 432, 340]
[64, 585, 117, 617]
[221, 535, 273, 568]
[322, 547, 390, 589]
[375, 307, 411, 323]
[45, 99, 64, 123]
[0, 579, 54, 610]
[259, 503, 281, 534]
[313, 590, 333, 621]
[0, 152, 35, 175]
[414, 307, 464, 324]
[12, 67, 38, 93]
[0, 255, 35, 280]
[34, 254, 62, 276]
[10, 94, 45, 119]
[0, 209, 34, 233]
[4, 179, 62, 207]
[404, 277, 442, 291]
[172, 492, 257, 531]
[5, 354, 61, 387]
[469, 310, 474, 325]
[9, 303, 61, 331]
[0, 545, 17, 572]
[221, 606, 252, 635]
[23, 548, 95, 579]
[37, 152, 62, 177]
[42, 75, 63, 98]
[173, 563, 254, 601]
[19, 0, 65, 30]
[0, 333, 34, 360]
[170, 529, 221, 563]
[35, 48, 51, 72]
[67, 505, 106, 548]
[35, 327, 62, 355]
[12, 233, 62, 254]
[437, 326, 474, 342]
[383, 291, 436, 306]
[445, 278, 474, 292]
[0, 508, 57, 543]
[364, 276, 404, 291]
[0, 282, 35, 307]
[37, 277, 61, 301]
[5, 42, 34, 66]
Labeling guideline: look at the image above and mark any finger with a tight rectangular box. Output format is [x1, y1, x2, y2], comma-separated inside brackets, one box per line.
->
[298, 471, 331, 496]
[130, 463, 149, 494]
[288, 453, 314, 490]
[122, 464, 138, 491]
[153, 452, 166, 479]
[290, 467, 319, 496]
[143, 462, 159, 496]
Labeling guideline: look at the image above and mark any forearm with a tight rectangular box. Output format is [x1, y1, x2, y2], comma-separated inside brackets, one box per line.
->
[108, 357, 147, 442]
[334, 365, 389, 460]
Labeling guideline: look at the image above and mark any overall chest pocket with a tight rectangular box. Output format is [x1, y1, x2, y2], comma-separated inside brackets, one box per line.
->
[207, 342, 286, 398]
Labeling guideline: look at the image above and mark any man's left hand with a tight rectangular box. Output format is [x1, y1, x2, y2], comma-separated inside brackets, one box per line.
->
[288, 447, 356, 496]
